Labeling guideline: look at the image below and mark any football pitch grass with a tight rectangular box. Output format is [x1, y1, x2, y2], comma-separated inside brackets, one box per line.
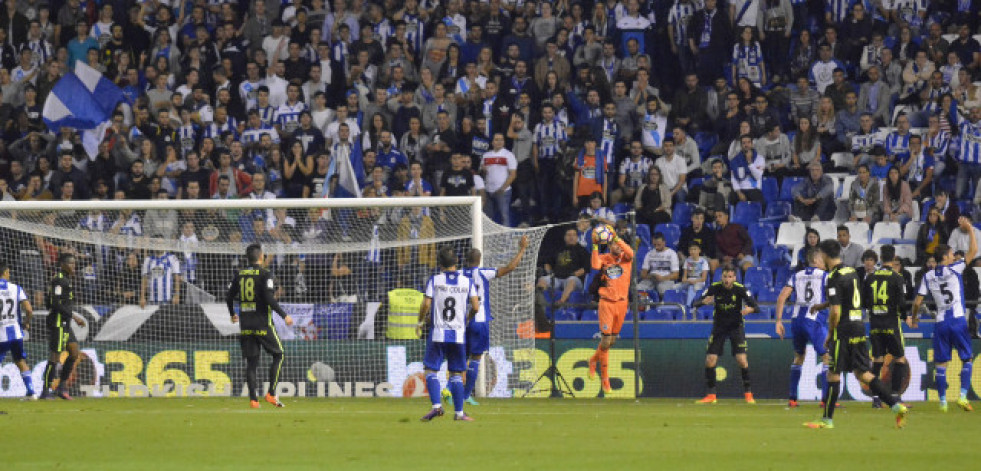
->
[4, 397, 977, 470]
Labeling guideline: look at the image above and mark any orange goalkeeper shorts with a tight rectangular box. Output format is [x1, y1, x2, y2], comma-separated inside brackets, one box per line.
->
[598, 299, 629, 335]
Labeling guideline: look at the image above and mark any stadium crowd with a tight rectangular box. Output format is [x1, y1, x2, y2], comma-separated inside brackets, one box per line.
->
[0, 0, 980, 314]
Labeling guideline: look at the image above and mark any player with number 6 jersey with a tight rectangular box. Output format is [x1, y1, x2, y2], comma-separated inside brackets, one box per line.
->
[0, 261, 36, 399]
[418, 247, 479, 422]
[910, 217, 977, 412]
[775, 248, 828, 408]
[805, 240, 907, 430]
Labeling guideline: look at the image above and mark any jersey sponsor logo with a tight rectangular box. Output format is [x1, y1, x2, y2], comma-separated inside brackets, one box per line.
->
[605, 265, 624, 279]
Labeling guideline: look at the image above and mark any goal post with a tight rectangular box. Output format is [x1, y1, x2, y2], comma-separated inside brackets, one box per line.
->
[0, 196, 546, 399]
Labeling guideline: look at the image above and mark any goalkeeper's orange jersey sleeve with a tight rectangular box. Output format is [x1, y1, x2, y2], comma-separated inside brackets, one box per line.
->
[593, 238, 634, 302]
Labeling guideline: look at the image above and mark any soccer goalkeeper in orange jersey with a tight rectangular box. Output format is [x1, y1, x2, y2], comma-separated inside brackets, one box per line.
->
[587, 225, 634, 394]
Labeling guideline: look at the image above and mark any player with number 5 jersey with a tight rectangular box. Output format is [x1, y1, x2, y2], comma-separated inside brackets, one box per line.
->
[910, 216, 977, 412]
[418, 247, 479, 422]
[775, 248, 828, 408]
[0, 261, 36, 399]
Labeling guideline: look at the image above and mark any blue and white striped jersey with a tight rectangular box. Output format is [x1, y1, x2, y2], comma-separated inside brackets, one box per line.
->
[204, 117, 239, 140]
[668, 1, 698, 46]
[0, 280, 27, 342]
[620, 157, 654, 189]
[178, 123, 198, 157]
[893, 0, 927, 30]
[242, 125, 281, 146]
[952, 112, 981, 164]
[403, 13, 425, 59]
[142, 253, 181, 304]
[426, 271, 477, 344]
[239, 80, 264, 110]
[641, 113, 668, 150]
[534, 120, 567, 159]
[274, 101, 308, 134]
[732, 42, 765, 87]
[884, 131, 912, 161]
[824, 0, 855, 24]
[851, 129, 882, 154]
[918, 261, 967, 322]
[257, 105, 275, 127]
[461, 267, 498, 323]
[926, 130, 950, 159]
[787, 267, 828, 323]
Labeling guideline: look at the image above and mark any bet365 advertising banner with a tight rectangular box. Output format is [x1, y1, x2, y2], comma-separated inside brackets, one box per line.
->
[2, 339, 978, 401]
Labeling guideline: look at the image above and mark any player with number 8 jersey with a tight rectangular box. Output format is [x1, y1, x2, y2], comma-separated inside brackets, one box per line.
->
[418, 247, 479, 422]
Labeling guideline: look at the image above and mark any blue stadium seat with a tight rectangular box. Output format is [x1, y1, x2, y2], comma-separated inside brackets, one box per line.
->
[956, 200, 972, 215]
[743, 267, 773, 292]
[646, 307, 677, 321]
[656, 306, 686, 320]
[672, 202, 693, 226]
[750, 307, 774, 320]
[662, 289, 688, 317]
[748, 223, 776, 253]
[653, 223, 681, 249]
[732, 201, 762, 227]
[567, 290, 588, 306]
[757, 286, 781, 303]
[937, 175, 957, 195]
[635, 245, 651, 272]
[713, 267, 743, 283]
[580, 310, 598, 321]
[695, 132, 719, 160]
[779, 177, 804, 202]
[762, 201, 792, 222]
[761, 246, 790, 268]
[773, 263, 793, 288]
[762, 177, 779, 203]
[636, 224, 652, 247]
[612, 202, 632, 218]
[553, 307, 580, 321]
[688, 177, 705, 190]
[696, 305, 715, 320]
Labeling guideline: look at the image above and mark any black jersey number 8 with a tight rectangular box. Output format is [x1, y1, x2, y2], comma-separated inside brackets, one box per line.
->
[442, 297, 457, 322]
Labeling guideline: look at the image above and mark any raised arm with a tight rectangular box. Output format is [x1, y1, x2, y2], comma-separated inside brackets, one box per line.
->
[497, 235, 529, 277]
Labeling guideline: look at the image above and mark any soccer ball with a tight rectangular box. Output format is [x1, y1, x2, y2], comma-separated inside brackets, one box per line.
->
[593, 225, 615, 244]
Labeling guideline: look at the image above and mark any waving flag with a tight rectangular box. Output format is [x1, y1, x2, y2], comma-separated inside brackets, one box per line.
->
[335, 141, 364, 198]
[42, 61, 125, 157]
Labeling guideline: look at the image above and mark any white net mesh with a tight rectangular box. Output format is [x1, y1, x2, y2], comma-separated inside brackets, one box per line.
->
[0, 198, 546, 399]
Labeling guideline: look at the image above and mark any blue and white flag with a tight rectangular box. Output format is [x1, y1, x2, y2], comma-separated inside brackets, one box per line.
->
[42, 61, 125, 157]
[335, 142, 364, 198]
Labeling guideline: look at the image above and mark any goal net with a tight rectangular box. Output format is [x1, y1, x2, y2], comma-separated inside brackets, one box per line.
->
[0, 197, 546, 399]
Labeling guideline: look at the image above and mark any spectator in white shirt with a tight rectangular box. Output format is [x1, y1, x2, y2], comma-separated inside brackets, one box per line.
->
[638, 232, 680, 296]
[656, 138, 688, 203]
[480, 133, 517, 227]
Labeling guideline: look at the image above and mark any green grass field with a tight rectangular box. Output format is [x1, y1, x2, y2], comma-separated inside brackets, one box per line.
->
[3, 397, 976, 470]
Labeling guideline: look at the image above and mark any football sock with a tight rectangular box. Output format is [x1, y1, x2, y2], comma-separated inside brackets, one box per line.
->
[58, 355, 76, 386]
[960, 362, 972, 398]
[448, 374, 465, 414]
[788, 365, 802, 401]
[43, 362, 58, 390]
[891, 362, 907, 399]
[872, 361, 883, 379]
[599, 349, 610, 382]
[868, 378, 897, 407]
[245, 356, 259, 401]
[268, 352, 284, 396]
[740, 367, 751, 392]
[820, 364, 829, 403]
[425, 373, 442, 408]
[824, 381, 840, 420]
[705, 367, 716, 394]
[22, 371, 34, 395]
[936, 366, 948, 401]
[464, 359, 480, 400]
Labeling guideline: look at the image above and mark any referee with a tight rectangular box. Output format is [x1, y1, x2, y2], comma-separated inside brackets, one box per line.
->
[226, 244, 294, 409]
[40, 253, 87, 400]
[864, 246, 908, 408]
